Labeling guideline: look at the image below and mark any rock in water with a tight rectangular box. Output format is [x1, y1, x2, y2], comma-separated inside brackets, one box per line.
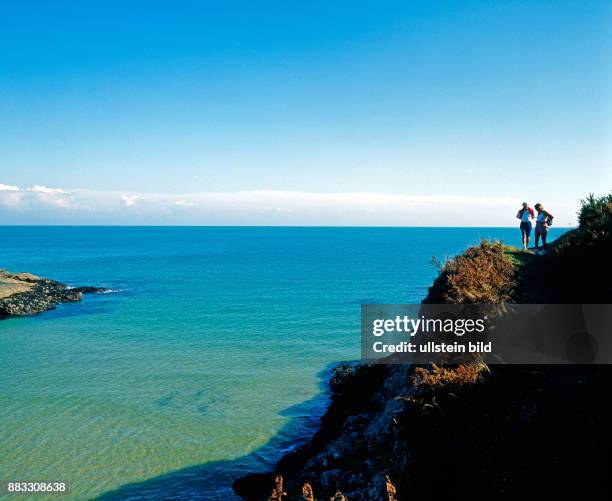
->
[0, 269, 108, 318]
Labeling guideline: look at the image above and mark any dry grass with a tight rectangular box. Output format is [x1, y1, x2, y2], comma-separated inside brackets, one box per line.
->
[386, 475, 398, 500]
[0, 270, 36, 299]
[266, 475, 398, 500]
[425, 241, 516, 304]
[268, 475, 286, 500]
[330, 491, 348, 501]
[412, 363, 488, 388]
[301, 483, 314, 501]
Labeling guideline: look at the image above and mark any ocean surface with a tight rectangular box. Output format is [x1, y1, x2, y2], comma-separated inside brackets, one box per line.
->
[0, 226, 568, 500]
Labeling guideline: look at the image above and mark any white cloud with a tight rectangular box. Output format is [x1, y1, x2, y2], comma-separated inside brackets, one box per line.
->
[0, 183, 579, 226]
[27, 185, 66, 194]
[0, 183, 78, 211]
[120, 194, 140, 207]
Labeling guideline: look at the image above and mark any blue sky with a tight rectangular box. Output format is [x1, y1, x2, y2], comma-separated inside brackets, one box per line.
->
[1, 0, 610, 225]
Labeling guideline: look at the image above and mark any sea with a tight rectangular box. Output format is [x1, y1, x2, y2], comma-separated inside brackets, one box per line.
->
[0, 226, 568, 500]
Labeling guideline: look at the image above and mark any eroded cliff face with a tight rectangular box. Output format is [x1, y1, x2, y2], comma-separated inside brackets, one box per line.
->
[235, 243, 517, 500]
[235, 361, 498, 500]
[0, 269, 107, 317]
[236, 338, 612, 499]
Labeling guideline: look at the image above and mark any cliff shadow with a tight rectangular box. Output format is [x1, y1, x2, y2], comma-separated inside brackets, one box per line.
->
[93, 363, 338, 501]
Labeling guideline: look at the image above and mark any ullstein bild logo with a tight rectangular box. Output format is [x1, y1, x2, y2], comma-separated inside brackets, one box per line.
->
[361, 304, 612, 365]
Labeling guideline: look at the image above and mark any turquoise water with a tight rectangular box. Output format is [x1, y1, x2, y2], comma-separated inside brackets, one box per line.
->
[0, 227, 567, 500]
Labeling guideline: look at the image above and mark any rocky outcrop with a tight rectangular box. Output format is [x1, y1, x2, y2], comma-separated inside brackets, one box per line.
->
[236, 360, 612, 500]
[0, 269, 108, 318]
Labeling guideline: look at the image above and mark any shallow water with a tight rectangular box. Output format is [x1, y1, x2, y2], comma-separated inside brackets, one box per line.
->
[0, 226, 567, 500]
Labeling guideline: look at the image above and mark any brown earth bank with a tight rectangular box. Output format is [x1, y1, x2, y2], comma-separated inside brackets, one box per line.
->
[233, 193, 612, 499]
[0, 269, 108, 318]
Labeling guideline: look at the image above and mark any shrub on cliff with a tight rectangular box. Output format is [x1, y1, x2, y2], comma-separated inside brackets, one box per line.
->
[411, 363, 488, 388]
[424, 241, 515, 304]
[578, 192, 612, 239]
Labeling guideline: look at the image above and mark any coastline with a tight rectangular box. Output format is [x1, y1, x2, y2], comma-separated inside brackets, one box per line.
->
[2, 195, 609, 499]
[0, 269, 107, 318]
[234, 197, 612, 499]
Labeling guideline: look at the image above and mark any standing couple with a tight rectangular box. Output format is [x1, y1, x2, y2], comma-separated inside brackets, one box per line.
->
[516, 202, 554, 253]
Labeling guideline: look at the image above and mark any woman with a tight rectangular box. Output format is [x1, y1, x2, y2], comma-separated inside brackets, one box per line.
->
[534, 203, 554, 253]
[516, 202, 534, 251]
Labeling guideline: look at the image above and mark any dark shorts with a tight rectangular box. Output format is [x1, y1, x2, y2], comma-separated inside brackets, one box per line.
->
[520, 221, 532, 237]
[535, 221, 548, 235]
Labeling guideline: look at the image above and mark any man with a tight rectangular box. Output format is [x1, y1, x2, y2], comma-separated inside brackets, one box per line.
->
[516, 202, 534, 251]
[534, 203, 554, 254]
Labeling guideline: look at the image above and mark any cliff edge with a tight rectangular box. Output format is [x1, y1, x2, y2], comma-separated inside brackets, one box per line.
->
[234, 193, 612, 500]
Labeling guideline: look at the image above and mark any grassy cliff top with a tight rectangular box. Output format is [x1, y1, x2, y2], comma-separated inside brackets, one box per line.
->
[425, 192, 612, 305]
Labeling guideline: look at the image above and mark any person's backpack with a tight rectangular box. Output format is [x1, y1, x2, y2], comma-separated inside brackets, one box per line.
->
[545, 210, 553, 226]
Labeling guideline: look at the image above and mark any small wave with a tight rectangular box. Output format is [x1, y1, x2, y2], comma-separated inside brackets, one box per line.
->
[65, 285, 122, 293]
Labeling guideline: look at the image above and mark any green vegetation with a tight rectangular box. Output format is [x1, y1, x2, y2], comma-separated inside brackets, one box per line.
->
[578, 192, 612, 236]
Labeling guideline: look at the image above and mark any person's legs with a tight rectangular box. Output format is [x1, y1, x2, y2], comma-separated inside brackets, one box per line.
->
[542, 232, 547, 250]
[520, 222, 532, 250]
[535, 232, 541, 251]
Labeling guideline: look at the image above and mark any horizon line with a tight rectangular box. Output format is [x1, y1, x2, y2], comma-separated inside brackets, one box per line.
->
[0, 224, 575, 229]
